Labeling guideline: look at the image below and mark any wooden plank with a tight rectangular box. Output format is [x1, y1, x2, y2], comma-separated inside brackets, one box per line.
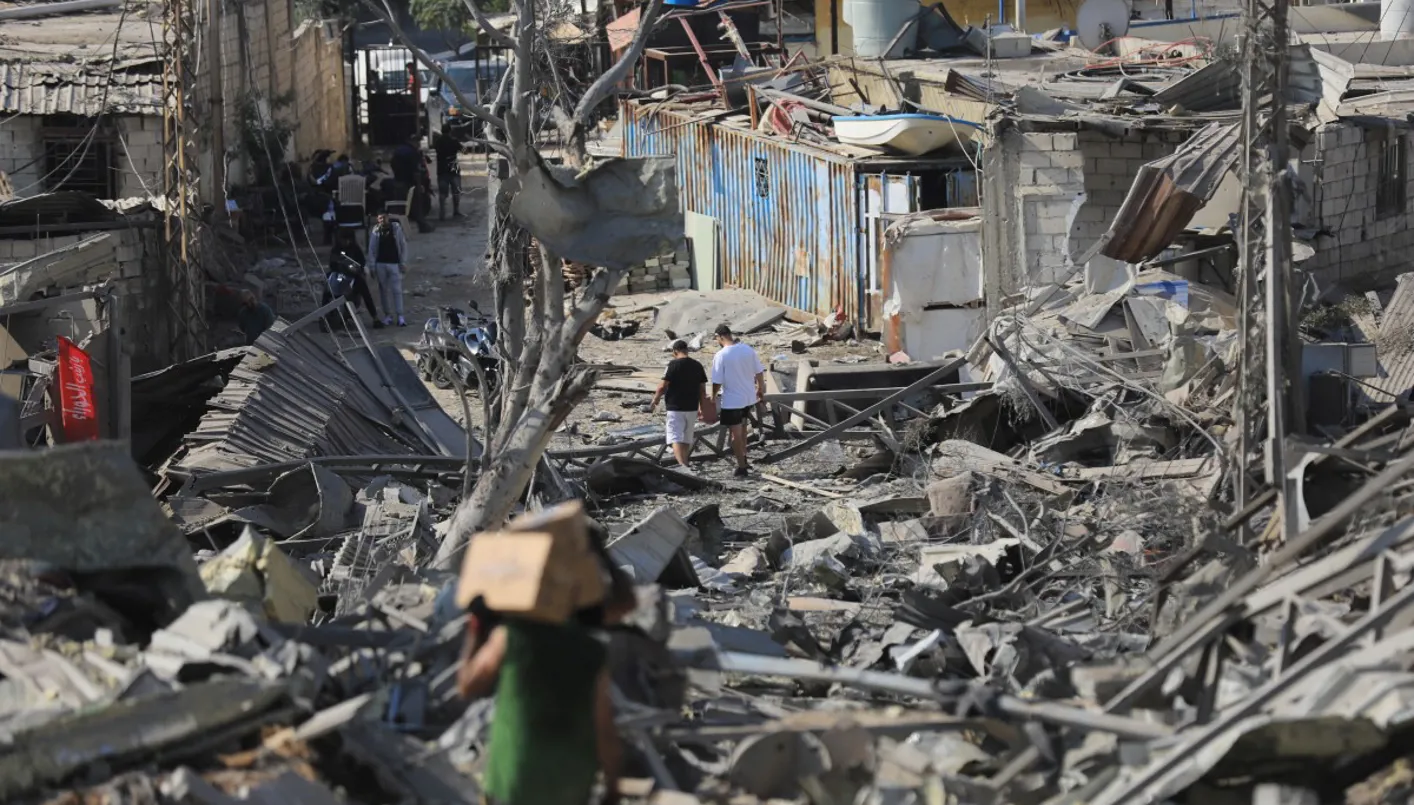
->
[761, 472, 845, 499]
[1068, 457, 1218, 481]
[763, 356, 966, 465]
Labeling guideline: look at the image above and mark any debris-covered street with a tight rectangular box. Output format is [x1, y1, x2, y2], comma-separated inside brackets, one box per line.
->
[9, 0, 1414, 801]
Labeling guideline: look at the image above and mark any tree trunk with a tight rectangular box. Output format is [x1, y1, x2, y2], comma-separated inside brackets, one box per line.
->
[432, 262, 628, 569]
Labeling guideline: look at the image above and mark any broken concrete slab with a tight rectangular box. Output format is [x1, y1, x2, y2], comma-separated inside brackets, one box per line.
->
[199, 528, 319, 624]
[0, 442, 206, 616]
[608, 507, 700, 588]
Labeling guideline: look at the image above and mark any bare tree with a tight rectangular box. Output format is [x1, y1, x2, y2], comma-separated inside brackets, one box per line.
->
[361, 0, 677, 566]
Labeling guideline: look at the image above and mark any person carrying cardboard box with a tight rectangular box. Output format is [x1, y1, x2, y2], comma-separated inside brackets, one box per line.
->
[454, 501, 630, 805]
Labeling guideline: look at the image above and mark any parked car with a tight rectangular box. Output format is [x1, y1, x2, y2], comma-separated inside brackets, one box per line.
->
[426, 59, 511, 143]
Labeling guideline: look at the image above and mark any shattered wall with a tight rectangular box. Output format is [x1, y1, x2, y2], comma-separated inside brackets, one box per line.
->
[0, 114, 164, 201]
[0, 227, 168, 371]
[1304, 120, 1414, 292]
[983, 126, 1183, 296]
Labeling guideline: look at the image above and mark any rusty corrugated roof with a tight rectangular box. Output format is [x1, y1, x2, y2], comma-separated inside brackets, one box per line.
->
[1365, 274, 1414, 403]
[1098, 122, 1241, 264]
[0, 60, 162, 115]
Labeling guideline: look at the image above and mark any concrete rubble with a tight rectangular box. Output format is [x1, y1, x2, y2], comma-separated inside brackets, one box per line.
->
[2, 263, 1414, 805]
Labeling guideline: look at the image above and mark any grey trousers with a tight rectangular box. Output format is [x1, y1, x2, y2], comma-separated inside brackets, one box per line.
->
[373, 262, 404, 317]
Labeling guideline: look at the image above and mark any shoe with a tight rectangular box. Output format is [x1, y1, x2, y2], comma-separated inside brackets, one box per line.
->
[371, 319, 385, 329]
[452, 212, 464, 219]
[676, 464, 695, 475]
[397, 316, 407, 327]
[383, 317, 394, 326]
[734, 466, 749, 478]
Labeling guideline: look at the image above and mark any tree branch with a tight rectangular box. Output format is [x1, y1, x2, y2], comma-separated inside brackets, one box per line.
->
[460, 0, 520, 50]
[565, 266, 628, 347]
[506, 0, 537, 161]
[361, 0, 509, 137]
[572, 0, 665, 126]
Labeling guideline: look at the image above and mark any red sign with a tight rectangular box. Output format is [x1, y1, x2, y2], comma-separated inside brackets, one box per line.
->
[56, 336, 99, 442]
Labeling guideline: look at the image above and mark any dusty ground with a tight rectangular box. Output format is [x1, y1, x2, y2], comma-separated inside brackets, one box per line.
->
[235, 154, 912, 536]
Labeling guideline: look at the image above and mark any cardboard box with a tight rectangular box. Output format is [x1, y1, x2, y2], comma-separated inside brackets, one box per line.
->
[455, 500, 607, 622]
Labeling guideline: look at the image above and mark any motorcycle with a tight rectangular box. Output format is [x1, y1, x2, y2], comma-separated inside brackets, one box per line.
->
[416, 301, 499, 393]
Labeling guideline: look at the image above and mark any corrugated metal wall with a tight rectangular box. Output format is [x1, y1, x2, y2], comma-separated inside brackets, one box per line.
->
[621, 101, 865, 324]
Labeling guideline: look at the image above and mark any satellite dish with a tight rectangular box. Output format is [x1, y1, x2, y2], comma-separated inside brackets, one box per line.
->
[1075, 0, 1131, 50]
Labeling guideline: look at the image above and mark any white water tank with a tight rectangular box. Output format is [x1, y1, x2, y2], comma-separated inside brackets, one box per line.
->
[1383, 0, 1414, 38]
[844, 0, 920, 58]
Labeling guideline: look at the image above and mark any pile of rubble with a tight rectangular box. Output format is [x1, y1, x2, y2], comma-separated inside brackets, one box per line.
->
[3, 269, 1414, 804]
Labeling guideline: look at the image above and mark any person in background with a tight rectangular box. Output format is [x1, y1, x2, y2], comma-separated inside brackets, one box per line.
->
[650, 339, 708, 473]
[321, 229, 381, 329]
[433, 128, 464, 220]
[367, 212, 409, 327]
[390, 136, 434, 233]
[710, 323, 766, 478]
[237, 289, 276, 345]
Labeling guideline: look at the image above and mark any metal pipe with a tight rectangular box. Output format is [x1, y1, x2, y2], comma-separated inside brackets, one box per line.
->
[0, 0, 121, 20]
[711, 652, 1173, 741]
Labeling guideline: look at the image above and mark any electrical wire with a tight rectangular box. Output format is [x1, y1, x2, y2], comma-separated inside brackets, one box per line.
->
[5, 1, 142, 197]
[233, 4, 361, 343]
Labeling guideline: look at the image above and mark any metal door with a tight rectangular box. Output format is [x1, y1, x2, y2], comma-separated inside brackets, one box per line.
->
[858, 172, 917, 331]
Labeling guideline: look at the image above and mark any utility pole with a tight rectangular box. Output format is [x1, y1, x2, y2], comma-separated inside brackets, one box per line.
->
[162, 0, 206, 362]
[206, 0, 225, 203]
[1235, 0, 1300, 540]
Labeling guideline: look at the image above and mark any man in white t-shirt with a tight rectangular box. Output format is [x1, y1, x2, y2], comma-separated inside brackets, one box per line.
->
[710, 323, 766, 478]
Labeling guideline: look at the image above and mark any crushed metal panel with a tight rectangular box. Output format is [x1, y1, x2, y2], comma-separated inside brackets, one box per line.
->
[1098, 123, 1241, 264]
[164, 324, 430, 478]
[1366, 273, 1414, 403]
[1149, 60, 1240, 113]
[342, 343, 476, 458]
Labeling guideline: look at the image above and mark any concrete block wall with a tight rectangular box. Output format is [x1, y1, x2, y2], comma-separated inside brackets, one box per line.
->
[290, 22, 353, 157]
[0, 227, 167, 369]
[997, 128, 1182, 287]
[115, 116, 165, 198]
[0, 117, 45, 198]
[1306, 121, 1414, 292]
[0, 115, 163, 201]
[616, 239, 694, 295]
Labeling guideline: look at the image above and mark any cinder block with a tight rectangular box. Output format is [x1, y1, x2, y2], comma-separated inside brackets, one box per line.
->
[1051, 133, 1077, 151]
[1031, 167, 1081, 188]
[1046, 150, 1084, 171]
[1019, 149, 1058, 171]
[1108, 142, 1143, 160]
[1020, 132, 1052, 151]
[670, 276, 693, 290]
[644, 257, 661, 267]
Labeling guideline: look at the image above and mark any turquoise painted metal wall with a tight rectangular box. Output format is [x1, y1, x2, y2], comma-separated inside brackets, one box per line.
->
[621, 100, 865, 325]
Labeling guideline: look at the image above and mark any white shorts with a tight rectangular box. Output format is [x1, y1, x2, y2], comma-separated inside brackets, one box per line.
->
[665, 410, 697, 445]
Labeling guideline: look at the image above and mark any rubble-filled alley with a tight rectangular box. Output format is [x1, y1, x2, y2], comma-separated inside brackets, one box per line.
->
[9, 0, 1414, 801]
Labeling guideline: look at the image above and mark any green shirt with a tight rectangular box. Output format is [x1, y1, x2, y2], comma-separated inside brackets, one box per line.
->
[483, 618, 607, 805]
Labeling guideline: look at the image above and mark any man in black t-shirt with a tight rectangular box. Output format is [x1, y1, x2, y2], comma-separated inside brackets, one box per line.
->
[650, 339, 709, 471]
